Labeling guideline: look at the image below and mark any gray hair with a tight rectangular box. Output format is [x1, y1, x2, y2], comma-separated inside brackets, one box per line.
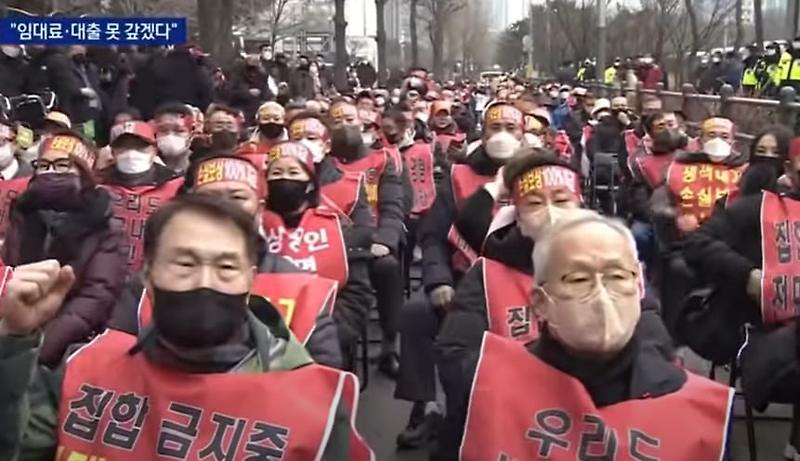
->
[532, 214, 639, 285]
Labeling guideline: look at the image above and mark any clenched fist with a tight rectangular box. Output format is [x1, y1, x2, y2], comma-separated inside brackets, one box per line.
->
[0, 260, 75, 336]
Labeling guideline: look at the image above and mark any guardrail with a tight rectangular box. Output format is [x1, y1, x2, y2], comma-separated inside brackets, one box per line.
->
[582, 81, 800, 143]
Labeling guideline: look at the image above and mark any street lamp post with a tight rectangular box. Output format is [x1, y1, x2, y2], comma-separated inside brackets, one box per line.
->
[597, 0, 607, 83]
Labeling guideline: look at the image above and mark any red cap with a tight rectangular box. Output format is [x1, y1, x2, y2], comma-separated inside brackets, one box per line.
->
[40, 132, 97, 169]
[110, 121, 156, 145]
[267, 141, 316, 177]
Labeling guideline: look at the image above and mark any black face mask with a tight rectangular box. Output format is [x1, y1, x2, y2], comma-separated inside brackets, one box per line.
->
[266, 179, 312, 215]
[739, 159, 783, 195]
[152, 286, 248, 348]
[385, 132, 401, 145]
[23, 173, 83, 211]
[211, 130, 239, 150]
[260, 123, 284, 140]
[330, 126, 363, 159]
[72, 54, 87, 65]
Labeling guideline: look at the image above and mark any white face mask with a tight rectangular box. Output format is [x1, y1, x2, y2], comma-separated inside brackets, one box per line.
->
[523, 132, 544, 149]
[1, 45, 20, 59]
[262, 51, 273, 60]
[362, 132, 376, 147]
[157, 134, 189, 158]
[517, 204, 572, 241]
[540, 282, 640, 354]
[115, 150, 153, 174]
[0, 143, 14, 167]
[484, 131, 521, 160]
[415, 112, 430, 124]
[703, 137, 732, 161]
[300, 139, 326, 163]
[391, 96, 400, 105]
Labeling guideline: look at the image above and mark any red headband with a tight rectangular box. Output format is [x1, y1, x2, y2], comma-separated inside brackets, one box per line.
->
[195, 157, 260, 192]
[512, 165, 581, 203]
[267, 142, 316, 176]
[290, 118, 329, 141]
[484, 104, 524, 128]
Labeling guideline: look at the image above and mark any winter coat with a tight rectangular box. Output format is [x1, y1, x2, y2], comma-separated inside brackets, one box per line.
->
[2, 186, 126, 367]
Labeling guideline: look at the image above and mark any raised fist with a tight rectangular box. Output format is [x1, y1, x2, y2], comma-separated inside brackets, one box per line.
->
[0, 260, 75, 336]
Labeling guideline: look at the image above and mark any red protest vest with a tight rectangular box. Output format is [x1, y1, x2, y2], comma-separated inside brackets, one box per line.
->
[666, 160, 743, 224]
[384, 144, 404, 173]
[320, 172, 362, 219]
[460, 333, 733, 461]
[449, 164, 495, 272]
[262, 208, 348, 287]
[334, 149, 387, 222]
[481, 258, 538, 343]
[102, 178, 184, 273]
[56, 329, 373, 461]
[623, 129, 644, 155]
[404, 141, 436, 216]
[759, 191, 800, 326]
[137, 273, 338, 344]
[436, 131, 466, 155]
[549, 130, 574, 163]
[635, 152, 674, 189]
[0, 176, 29, 243]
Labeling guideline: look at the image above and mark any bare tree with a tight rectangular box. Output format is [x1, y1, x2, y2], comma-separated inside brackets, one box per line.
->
[684, 0, 735, 60]
[410, 0, 419, 67]
[734, 0, 743, 50]
[334, 0, 348, 90]
[753, 0, 763, 49]
[376, 0, 388, 85]
[197, 0, 234, 64]
[420, 0, 465, 78]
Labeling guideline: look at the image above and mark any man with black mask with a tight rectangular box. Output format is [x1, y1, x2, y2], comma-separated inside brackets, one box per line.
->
[191, 104, 243, 158]
[0, 193, 374, 459]
[627, 112, 687, 264]
[328, 100, 406, 377]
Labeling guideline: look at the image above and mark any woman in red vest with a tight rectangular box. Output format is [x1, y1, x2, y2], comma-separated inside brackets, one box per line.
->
[262, 141, 374, 366]
[3, 128, 127, 367]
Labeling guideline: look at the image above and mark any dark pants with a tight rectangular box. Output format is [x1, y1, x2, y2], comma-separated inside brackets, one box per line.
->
[395, 294, 442, 402]
[370, 254, 403, 345]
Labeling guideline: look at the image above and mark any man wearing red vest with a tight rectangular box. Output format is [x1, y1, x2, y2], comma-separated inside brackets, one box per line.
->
[328, 100, 407, 377]
[287, 112, 374, 225]
[0, 194, 373, 460]
[99, 121, 183, 276]
[152, 102, 195, 176]
[429, 100, 466, 161]
[650, 116, 746, 243]
[435, 215, 733, 461]
[104, 154, 343, 370]
[394, 102, 524, 448]
[628, 111, 689, 264]
[680, 138, 800, 455]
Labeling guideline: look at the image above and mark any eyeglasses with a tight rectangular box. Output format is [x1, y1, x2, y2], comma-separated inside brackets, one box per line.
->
[32, 158, 73, 173]
[546, 269, 639, 300]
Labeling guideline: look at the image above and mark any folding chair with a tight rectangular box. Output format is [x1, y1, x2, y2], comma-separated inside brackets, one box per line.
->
[590, 152, 621, 216]
[708, 361, 758, 461]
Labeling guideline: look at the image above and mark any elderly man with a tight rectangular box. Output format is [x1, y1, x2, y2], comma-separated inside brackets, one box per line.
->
[435, 215, 733, 461]
[0, 193, 372, 460]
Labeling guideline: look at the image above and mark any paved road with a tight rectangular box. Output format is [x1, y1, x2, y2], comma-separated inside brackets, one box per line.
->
[354, 321, 793, 460]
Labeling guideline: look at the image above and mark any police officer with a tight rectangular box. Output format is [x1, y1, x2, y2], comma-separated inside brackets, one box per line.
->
[0, 193, 373, 460]
[435, 215, 733, 461]
[783, 36, 800, 91]
[741, 45, 760, 95]
[604, 57, 621, 86]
